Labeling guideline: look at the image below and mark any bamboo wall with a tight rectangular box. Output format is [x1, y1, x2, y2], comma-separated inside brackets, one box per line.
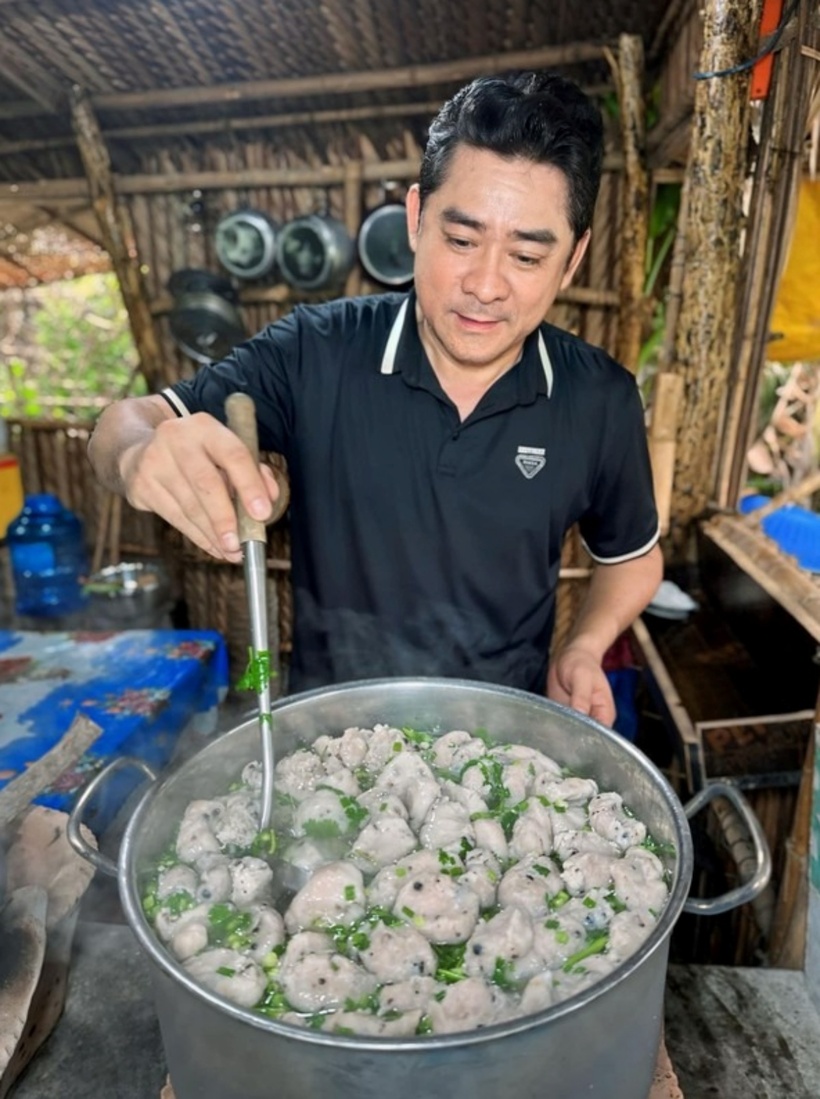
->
[121, 126, 626, 386]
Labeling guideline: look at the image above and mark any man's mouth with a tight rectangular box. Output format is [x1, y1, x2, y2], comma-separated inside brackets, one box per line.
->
[454, 312, 503, 329]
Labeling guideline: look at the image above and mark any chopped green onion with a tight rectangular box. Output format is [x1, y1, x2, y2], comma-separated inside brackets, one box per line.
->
[563, 934, 609, 973]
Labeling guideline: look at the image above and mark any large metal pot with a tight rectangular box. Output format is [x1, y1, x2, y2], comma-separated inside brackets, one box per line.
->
[68, 678, 770, 1099]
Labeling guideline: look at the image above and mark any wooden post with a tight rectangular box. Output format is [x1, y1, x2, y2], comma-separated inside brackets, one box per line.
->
[648, 372, 685, 536]
[606, 34, 649, 373]
[716, 0, 815, 506]
[343, 160, 364, 298]
[70, 87, 164, 391]
[667, 0, 764, 547]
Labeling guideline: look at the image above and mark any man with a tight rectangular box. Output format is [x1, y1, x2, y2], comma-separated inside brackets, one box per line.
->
[88, 71, 662, 724]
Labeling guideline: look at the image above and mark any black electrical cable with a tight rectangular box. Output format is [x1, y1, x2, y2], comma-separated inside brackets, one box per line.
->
[693, 0, 801, 81]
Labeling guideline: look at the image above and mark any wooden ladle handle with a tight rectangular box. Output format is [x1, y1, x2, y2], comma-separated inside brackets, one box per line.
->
[225, 393, 266, 544]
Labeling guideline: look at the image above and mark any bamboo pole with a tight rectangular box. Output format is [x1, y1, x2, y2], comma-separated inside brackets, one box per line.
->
[70, 88, 163, 391]
[147, 281, 620, 317]
[605, 35, 649, 373]
[716, 0, 815, 506]
[343, 160, 364, 298]
[1, 154, 652, 205]
[0, 100, 448, 156]
[648, 372, 684, 535]
[666, 0, 764, 547]
[0, 43, 608, 122]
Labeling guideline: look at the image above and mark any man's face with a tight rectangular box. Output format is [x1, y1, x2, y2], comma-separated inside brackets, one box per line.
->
[406, 145, 589, 377]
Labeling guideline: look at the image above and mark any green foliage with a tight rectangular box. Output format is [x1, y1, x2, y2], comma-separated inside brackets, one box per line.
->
[0, 273, 143, 420]
[637, 184, 683, 402]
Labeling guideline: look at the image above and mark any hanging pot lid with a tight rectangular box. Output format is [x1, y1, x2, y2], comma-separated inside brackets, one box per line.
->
[167, 267, 237, 302]
[214, 209, 278, 281]
[168, 290, 246, 366]
[276, 214, 355, 291]
[357, 204, 414, 286]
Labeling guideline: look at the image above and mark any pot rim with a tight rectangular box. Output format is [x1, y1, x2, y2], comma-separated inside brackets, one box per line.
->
[119, 676, 694, 1052]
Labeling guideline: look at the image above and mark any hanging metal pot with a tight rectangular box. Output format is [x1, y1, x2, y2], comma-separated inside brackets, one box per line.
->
[357, 203, 414, 286]
[276, 214, 355, 291]
[168, 268, 238, 302]
[214, 209, 279, 281]
[167, 269, 245, 366]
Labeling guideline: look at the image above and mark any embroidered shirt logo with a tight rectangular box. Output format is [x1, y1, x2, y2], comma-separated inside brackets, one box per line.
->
[515, 445, 546, 479]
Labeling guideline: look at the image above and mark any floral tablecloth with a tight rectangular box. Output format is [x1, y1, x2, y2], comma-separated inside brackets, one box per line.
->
[0, 628, 229, 822]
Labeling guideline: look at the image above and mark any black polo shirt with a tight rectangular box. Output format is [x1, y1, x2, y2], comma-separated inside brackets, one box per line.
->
[164, 291, 658, 694]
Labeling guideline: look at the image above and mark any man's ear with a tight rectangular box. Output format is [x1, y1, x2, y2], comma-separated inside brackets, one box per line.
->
[560, 229, 591, 290]
[405, 184, 422, 252]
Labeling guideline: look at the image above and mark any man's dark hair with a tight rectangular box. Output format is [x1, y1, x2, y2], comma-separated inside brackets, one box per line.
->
[419, 71, 604, 242]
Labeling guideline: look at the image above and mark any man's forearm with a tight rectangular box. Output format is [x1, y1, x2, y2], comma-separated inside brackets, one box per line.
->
[87, 394, 174, 496]
[562, 544, 663, 660]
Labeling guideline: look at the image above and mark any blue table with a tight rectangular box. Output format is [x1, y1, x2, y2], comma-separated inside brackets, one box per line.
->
[0, 628, 229, 824]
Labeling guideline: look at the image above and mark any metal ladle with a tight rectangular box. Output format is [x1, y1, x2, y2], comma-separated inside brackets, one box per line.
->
[225, 392, 286, 831]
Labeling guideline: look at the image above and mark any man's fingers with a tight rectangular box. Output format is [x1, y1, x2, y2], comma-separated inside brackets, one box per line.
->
[207, 428, 273, 523]
[147, 481, 240, 561]
[119, 411, 271, 560]
[588, 691, 616, 728]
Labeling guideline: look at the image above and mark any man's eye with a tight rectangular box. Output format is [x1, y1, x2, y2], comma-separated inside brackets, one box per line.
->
[447, 236, 473, 249]
[515, 254, 542, 267]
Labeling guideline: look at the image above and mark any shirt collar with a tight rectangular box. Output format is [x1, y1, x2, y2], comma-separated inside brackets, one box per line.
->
[379, 290, 554, 402]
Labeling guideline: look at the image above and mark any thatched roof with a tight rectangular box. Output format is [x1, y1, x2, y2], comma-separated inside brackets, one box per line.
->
[0, 0, 683, 287]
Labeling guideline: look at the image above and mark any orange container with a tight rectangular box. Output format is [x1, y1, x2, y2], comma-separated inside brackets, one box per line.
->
[0, 454, 24, 539]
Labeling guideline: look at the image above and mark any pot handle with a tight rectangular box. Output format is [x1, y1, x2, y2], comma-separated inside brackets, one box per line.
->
[681, 780, 772, 916]
[67, 756, 158, 877]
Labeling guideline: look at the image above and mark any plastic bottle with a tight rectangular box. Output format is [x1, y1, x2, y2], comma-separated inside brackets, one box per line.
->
[7, 494, 89, 616]
[0, 419, 23, 539]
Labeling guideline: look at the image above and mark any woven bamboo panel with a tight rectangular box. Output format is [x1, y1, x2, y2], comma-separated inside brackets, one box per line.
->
[551, 526, 593, 656]
[7, 418, 164, 561]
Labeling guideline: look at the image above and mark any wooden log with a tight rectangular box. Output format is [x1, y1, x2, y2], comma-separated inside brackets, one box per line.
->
[69, 44, 610, 116]
[768, 721, 815, 968]
[70, 89, 164, 391]
[0, 887, 47, 1099]
[0, 100, 448, 156]
[666, 0, 764, 547]
[0, 714, 102, 830]
[648, 372, 684, 536]
[606, 35, 649, 373]
[741, 468, 820, 525]
[1, 808, 97, 1098]
[148, 280, 620, 318]
[1, 154, 638, 204]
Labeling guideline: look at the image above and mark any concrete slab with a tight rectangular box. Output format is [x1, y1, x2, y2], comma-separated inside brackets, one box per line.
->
[665, 964, 820, 1099]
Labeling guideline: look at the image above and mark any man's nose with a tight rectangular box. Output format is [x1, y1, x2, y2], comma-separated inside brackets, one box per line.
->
[462, 250, 509, 302]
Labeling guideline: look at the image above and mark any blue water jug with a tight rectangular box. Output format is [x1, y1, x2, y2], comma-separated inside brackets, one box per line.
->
[7, 494, 89, 616]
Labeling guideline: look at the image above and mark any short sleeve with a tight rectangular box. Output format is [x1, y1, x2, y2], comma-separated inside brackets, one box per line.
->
[578, 371, 659, 563]
[163, 311, 301, 456]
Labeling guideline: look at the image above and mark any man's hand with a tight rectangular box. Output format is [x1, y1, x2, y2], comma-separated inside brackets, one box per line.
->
[547, 643, 615, 727]
[546, 545, 663, 726]
[89, 396, 280, 563]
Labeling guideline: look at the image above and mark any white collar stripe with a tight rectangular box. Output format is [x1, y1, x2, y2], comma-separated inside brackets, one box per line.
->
[538, 331, 554, 398]
[380, 299, 409, 375]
